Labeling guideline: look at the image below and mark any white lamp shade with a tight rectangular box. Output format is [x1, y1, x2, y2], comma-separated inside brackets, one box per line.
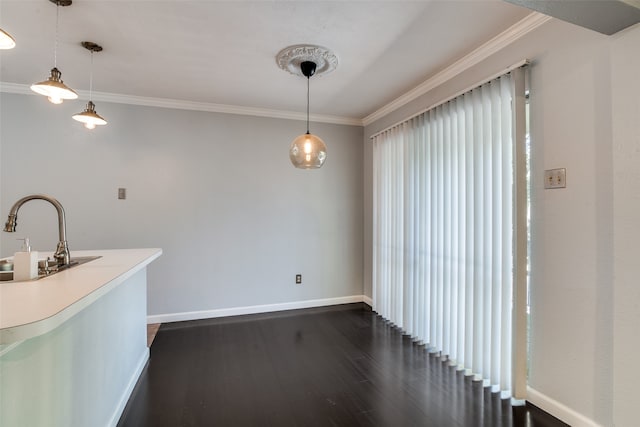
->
[72, 101, 107, 129]
[0, 28, 15, 49]
[289, 132, 327, 169]
[31, 67, 78, 103]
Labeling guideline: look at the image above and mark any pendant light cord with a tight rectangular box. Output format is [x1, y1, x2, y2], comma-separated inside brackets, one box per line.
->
[54, 2, 59, 67]
[306, 75, 310, 134]
[89, 50, 94, 101]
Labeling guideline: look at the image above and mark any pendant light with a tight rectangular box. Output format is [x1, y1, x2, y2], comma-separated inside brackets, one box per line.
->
[30, 0, 77, 104]
[289, 61, 327, 169]
[277, 44, 337, 170]
[0, 28, 16, 49]
[72, 41, 106, 129]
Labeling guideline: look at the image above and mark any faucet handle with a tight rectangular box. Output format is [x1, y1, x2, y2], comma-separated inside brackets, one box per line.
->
[38, 257, 57, 276]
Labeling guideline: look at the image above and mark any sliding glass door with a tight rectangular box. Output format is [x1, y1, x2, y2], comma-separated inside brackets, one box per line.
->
[372, 67, 528, 398]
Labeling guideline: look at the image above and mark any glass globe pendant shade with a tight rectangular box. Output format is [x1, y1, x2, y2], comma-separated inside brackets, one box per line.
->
[0, 28, 16, 49]
[31, 67, 78, 104]
[289, 132, 327, 169]
[72, 101, 107, 129]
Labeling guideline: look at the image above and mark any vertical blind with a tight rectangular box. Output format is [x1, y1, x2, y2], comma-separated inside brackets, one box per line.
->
[372, 71, 522, 396]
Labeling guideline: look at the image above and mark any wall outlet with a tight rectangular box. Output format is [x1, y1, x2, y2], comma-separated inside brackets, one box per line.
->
[295, 274, 302, 284]
[544, 168, 566, 189]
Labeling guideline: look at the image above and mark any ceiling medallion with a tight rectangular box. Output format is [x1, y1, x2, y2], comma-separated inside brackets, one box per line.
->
[276, 44, 338, 78]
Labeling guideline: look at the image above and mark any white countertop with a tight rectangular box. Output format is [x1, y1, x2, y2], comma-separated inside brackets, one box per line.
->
[0, 248, 162, 344]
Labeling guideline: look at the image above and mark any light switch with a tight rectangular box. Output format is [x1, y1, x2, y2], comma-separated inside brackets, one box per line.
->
[118, 188, 127, 199]
[544, 168, 566, 189]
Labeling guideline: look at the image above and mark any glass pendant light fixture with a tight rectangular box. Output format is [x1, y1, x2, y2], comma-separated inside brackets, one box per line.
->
[289, 61, 327, 169]
[277, 44, 337, 170]
[30, 0, 77, 104]
[0, 28, 16, 49]
[72, 41, 106, 129]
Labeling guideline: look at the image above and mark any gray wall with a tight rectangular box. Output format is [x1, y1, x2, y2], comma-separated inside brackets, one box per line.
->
[611, 24, 640, 427]
[363, 18, 640, 427]
[0, 94, 364, 316]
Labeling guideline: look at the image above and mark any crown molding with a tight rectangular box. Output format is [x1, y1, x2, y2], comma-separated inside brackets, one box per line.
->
[0, 12, 549, 130]
[361, 12, 552, 127]
[0, 82, 363, 127]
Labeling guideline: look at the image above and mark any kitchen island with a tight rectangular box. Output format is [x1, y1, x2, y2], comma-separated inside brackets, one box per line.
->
[0, 248, 162, 427]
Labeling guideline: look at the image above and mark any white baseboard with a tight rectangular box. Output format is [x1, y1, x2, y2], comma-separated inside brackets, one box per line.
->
[363, 295, 373, 306]
[527, 386, 603, 427]
[148, 295, 369, 324]
[107, 347, 149, 427]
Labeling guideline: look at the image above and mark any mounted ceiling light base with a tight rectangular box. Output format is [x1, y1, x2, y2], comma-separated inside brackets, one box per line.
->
[31, 0, 77, 104]
[276, 44, 338, 78]
[278, 45, 337, 170]
[73, 41, 107, 129]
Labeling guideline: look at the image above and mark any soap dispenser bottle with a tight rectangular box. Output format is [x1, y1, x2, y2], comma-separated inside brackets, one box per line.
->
[13, 238, 38, 281]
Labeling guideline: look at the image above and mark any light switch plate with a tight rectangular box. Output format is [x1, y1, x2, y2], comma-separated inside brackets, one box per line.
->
[544, 168, 566, 189]
[118, 188, 127, 199]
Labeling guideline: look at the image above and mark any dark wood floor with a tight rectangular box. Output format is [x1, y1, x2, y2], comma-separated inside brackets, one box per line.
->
[117, 303, 567, 427]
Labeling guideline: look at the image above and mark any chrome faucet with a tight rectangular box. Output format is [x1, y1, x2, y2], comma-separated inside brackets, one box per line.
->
[3, 194, 70, 267]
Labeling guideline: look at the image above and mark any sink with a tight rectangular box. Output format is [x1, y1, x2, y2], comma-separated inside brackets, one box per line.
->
[39, 256, 102, 277]
[0, 255, 101, 281]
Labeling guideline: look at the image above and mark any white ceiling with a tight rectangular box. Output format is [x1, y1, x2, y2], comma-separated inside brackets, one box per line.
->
[0, 1, 532, 122]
